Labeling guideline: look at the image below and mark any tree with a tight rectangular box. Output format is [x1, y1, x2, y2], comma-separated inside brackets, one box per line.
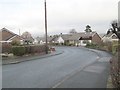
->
[111, 20, 120, 39]
[21, 31, 34, 45]
[85, 25, 92, 32]
[107, 28, 113, 35]
[69, 29, 77, 34]
[11, 40, 20, 46]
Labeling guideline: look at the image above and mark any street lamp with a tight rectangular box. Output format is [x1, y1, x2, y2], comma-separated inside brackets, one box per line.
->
[44, 0, 48, 54]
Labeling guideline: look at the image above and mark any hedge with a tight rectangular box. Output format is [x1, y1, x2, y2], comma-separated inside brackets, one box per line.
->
[24, 45, 46, 54]
[12, 45, 46, 56]
[12, 46, 25, 56]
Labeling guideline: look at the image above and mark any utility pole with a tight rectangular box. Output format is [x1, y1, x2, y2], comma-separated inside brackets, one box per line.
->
[44, 0, 48, 54]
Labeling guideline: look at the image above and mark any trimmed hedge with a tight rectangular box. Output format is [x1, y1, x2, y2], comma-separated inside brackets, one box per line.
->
[12, 46, 25, 56]
[24, 45, 46, 54]
[12, 45, 46, 56]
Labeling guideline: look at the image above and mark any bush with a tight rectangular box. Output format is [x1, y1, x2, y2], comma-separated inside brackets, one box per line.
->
[86, 43, 97, 49]
[24, 45, 46, 54]
[12, 46, 25, 56]
[11, 40, 20, 46]
[24, 45, 32, 54]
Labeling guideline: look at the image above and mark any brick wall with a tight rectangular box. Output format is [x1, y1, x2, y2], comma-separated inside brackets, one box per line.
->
[92, 33, 102, 44]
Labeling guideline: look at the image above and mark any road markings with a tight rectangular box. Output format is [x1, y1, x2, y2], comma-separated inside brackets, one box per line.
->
[52, 66, 85, 88]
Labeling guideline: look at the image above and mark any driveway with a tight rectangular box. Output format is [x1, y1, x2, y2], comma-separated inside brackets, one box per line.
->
[2, 47, 112, 88]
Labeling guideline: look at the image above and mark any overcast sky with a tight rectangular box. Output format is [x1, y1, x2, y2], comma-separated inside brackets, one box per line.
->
[0, 0, 119, 37]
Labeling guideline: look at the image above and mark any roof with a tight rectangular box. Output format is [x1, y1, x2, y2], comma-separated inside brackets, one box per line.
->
[36, 32, 99, 42]
[36, 37, 54, 42]
[0, 28, 19, 41]
[99, 33, 106, 38]
[66, 32, 96, 40]
[61, 34, 72, 40]
[0, 28, 22, 41]
[104, 32, 118, 39]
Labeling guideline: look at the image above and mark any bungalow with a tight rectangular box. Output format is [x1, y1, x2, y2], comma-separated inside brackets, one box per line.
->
[53, 32, 102, 46]
[53, 34, 72, 45]
[0, 28, 24, 44]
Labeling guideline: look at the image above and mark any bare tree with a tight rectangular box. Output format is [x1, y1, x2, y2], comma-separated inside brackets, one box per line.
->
[69, 29, 77, 34]
[21, 31, 34, 45]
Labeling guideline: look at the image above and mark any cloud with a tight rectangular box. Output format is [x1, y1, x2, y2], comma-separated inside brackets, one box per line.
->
[0, 0, 119, 37]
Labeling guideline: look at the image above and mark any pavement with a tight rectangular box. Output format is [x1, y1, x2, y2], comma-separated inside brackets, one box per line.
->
[2, 50, 64, 65]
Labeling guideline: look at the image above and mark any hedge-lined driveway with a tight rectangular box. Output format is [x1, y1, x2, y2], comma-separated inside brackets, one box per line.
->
[2, 47, 112, 88]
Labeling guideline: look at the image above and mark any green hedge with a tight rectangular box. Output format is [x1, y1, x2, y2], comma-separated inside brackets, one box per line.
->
[12, 46, 25, 56]
[86, 43, 98, 49]
[12, 45, 46, 56]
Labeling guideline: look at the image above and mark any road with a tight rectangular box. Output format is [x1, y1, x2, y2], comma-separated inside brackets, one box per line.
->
[2, 47, 112, 88]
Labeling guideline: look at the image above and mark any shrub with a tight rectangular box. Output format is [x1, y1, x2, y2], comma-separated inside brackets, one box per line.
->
[12, 46, 25, 56]
[11, 40, 20, 46]
[86, 43, 97, 49]
[24, 45, 46, 54]
[24, 45, 32, 54]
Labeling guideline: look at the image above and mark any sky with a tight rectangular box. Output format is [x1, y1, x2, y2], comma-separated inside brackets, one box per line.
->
[0, 0, 119, 37]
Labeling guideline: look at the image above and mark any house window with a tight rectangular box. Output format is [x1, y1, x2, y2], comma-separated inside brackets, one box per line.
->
[83, 40, 89, 44]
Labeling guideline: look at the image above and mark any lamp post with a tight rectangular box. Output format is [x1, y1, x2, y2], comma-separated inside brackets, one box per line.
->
[44, 0, 48, 54]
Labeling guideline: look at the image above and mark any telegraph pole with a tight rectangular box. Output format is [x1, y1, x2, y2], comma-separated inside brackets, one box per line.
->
[44, 0, 48, 54]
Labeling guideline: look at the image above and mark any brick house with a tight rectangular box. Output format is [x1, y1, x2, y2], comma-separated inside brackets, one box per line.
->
[0, 28, 24, 44]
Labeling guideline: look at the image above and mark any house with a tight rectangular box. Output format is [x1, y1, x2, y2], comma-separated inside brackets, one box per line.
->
[53, 32, 102, 46]
[102, 32, 118, 43]
[67, 32, 102, 46]
[0, 28, 24, 44]
[21, 31, 34, 44]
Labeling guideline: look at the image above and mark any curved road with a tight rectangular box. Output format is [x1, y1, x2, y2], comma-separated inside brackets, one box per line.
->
[2, 47, 111, 88]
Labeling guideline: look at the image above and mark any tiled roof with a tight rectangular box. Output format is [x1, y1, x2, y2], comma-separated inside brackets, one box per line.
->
[0, 28, 23, 41]
[36, 37, 54, 42]
[64, 32, 96, 40]
[0, 28, 16, 41]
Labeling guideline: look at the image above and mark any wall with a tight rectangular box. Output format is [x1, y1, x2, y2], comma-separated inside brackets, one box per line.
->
[92, 33, 102, 44]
